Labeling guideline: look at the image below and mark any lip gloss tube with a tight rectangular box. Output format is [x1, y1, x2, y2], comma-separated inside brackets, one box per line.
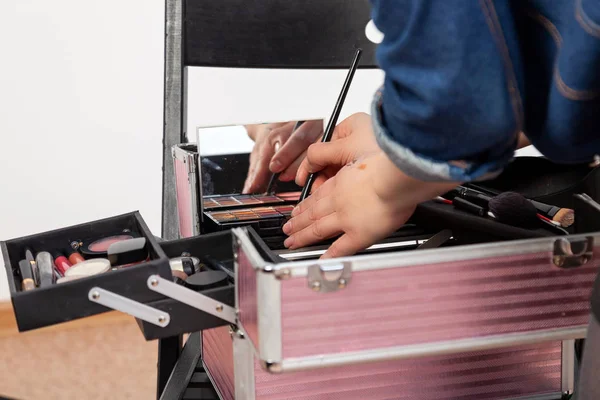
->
[52, 251, 72, 275]
[65, 248, 85, 265]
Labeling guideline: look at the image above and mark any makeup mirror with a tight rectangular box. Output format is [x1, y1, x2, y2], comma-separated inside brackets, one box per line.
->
[197, 121, 324, 197]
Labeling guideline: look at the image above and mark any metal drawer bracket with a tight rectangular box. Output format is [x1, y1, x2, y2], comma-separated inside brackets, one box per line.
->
[88, 287, 170, 327]
[307, 262, 352, 293]
[553, 237, 594, 269]
[146, 275, 236, 324]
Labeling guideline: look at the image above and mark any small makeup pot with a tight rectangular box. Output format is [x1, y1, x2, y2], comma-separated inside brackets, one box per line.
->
[184, 270, 229, 291]
[169, 256, 201, 277]
[77, 231, 140, 259]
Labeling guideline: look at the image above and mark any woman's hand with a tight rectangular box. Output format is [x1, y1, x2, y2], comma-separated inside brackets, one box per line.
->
[284, 152, 460, 258]
[243, 120, 323, 194]
[295, 113, 380, 191]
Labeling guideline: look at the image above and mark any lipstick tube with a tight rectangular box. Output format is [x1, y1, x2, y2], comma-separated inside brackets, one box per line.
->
[52, 251, 72, 275]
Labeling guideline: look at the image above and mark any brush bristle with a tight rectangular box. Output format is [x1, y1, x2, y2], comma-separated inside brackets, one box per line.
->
[553, 208, 575, 227]
[488, 192, 539, 228]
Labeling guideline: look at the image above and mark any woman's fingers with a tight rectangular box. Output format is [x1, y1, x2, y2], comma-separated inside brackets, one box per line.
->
[283, 196, 335, 235]
[283, 212, 342, 250]
[321, 233, 366, 259]
[291, 177, 335, 217]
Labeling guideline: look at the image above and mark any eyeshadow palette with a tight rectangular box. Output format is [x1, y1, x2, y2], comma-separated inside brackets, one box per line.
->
[202, 192, 299, 238]
[202, 192, 300, 211]
[207, 205, 294, 223]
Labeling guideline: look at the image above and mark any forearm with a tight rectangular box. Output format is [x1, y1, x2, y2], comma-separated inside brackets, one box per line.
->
[371, 0, 521, 183]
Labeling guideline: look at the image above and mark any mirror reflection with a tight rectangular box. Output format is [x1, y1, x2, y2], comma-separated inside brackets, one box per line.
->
[197, 120, 324, 197]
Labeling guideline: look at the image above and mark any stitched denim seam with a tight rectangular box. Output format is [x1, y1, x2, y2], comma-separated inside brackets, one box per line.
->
[479, 0, 524, 135]
[576, 0, 600, 39]
[527, 8, 600, 101]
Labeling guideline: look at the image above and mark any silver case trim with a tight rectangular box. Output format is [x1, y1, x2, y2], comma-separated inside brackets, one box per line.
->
[172, 143, 201, 237]
[561, 339, 575, 395]
[233, 228, 283, 365]
[277, 327, 586, 373]
[273, 232, 600, 278]
[233, 332, 256, 400]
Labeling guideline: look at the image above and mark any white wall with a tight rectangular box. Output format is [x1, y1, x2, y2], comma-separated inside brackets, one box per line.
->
[0, 1, 165, 299]
[0, 3, 539, 302]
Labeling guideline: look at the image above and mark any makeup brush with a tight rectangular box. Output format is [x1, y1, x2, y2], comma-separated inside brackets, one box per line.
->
[298, 48, 363, 203]
[488, 192, 539, 228]
[456, 185, 574, 228]
[265, 121, 305, 194]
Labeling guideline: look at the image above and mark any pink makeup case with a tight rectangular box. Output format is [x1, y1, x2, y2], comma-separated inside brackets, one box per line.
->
[197, 227, 599, 400]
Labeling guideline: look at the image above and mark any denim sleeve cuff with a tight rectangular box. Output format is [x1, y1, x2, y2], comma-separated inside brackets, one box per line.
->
[371, 88, 511, 183]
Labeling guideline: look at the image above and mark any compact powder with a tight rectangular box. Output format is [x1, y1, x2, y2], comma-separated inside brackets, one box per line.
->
[64, 258, 111, 277]
[88, 235, 134, 252]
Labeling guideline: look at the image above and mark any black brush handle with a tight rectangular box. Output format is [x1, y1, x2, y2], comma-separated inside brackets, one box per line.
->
[298, 48, 363, 203]
[453, 197, 487, 217]
[529, 199, 560, 218]
[265, 121, 305, 194]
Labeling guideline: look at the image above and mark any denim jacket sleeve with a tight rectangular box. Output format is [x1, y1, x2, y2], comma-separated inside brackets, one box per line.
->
[369, 0, 524, 182]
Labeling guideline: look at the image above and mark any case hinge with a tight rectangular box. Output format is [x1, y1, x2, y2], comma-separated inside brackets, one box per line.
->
[553, 237, 594, 269]
[88, 287, 170, 327]
[307, 262, 352, 293]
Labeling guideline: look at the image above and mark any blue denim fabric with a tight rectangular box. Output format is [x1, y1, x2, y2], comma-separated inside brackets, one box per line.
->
[369, 0, 600, 182]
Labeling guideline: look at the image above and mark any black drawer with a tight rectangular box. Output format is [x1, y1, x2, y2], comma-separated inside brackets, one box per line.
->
[135, 231, 236, 340]
[1, 212, 171, 331]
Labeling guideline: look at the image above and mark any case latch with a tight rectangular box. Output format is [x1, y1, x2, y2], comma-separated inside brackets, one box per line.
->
[307, 262, 352, 293]
[553, 237, 594, 269]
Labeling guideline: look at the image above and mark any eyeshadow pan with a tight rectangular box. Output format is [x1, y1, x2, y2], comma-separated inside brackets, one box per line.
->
[215, 196, 242, 206]
[209, 211, 238, 222]
[230, 210, 259, 221]
[276, 192, 301, 201]
[253, 207, 282, 218]
[254, 195, 282, 203]
[275, 205, 295, 216]
[203, 198, 218, 209]
[236, 195, 262, 205]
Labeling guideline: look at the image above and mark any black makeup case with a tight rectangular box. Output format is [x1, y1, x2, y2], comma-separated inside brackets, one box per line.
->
[1, 212, 172, 331]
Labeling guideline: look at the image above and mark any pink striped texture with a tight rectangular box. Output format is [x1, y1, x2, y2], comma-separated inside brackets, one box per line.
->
[203, 326, 235, 400]
[237, 246, 259, 349]
[281, 250, 598, 358]
[174, 157, 194, 238]
[203, 326, 563, 400]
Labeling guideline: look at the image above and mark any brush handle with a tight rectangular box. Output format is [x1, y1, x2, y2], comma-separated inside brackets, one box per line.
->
[453, 197, 487, 217]
[265, 121, 305, 194]
[454, 186, 492, 206]
[298, 48, 363, 203]
[529, 199, 560, 218]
